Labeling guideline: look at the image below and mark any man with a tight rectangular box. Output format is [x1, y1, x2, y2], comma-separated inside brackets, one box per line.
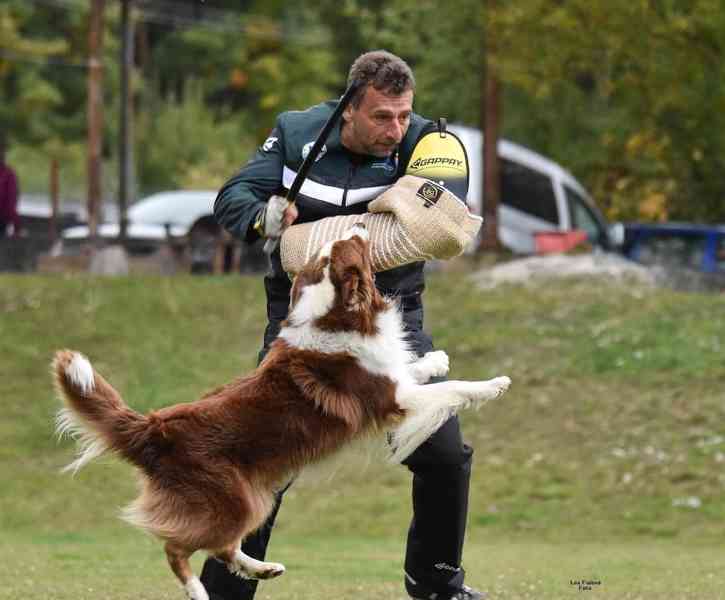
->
[205, 50, 484, 600]
[0, 138, 20, 238]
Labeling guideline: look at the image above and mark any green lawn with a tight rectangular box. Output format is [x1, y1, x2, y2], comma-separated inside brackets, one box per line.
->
[1, 267, 724, 599]
[4, 531, 725, 599]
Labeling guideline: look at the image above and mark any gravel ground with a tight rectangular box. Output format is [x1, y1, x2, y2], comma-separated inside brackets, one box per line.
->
[471, 252, 661, 289]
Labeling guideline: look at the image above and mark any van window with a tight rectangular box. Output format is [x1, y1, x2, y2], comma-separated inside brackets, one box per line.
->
[500, 159, 559, 224]
[565, 185, 603, 242]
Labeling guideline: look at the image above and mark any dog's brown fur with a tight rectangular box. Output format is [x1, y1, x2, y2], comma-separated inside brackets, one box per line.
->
[53, 232, 406, 593]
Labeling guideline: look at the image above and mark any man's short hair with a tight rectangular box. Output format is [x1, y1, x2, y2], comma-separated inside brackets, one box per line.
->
[346, 50, 415, 107]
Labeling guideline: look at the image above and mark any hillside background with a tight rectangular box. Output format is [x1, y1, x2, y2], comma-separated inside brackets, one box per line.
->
[1, 269, 724, 598]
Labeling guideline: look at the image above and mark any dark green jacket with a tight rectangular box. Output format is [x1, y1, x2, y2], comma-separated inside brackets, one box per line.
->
[214, 99, 437, 347]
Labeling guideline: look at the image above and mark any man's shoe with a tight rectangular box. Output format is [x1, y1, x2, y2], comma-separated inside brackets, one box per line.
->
[450, 585, 487, 600]
[409, 583, 487, 600]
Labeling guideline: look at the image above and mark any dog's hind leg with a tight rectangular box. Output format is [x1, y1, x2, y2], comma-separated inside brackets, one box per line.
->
[165, 542, 208, 600]
[209, 480, 284, 580]
[214, 543, 286, 581]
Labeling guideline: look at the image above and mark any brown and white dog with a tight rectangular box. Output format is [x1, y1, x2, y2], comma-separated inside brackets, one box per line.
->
[53, 224, 510, 600]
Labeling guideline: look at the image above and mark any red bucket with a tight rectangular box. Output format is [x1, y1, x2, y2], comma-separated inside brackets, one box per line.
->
[534, 230, 588, 254]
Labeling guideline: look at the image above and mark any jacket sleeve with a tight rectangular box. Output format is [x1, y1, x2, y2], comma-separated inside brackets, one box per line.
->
[214, 119, 286, 243]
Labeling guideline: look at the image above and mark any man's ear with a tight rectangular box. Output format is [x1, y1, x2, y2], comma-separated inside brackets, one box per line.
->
[342, 103, 354, 124]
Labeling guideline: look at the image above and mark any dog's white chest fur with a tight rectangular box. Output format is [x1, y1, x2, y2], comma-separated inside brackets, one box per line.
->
[279, 303, 415, 386]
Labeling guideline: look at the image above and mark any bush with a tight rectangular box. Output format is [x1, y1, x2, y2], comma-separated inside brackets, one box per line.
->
[136, 83, 257, 193]
[9, 139, 108, 204]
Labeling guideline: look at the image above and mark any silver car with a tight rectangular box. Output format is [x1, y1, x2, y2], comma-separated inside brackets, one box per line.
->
[61, 190, 222, 271]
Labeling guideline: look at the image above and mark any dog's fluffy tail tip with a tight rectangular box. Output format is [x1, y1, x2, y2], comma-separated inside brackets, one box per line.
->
[53, 349, 95, 395]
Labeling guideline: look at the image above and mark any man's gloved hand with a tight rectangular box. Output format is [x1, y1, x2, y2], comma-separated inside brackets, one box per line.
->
[256, 195, 298, 239]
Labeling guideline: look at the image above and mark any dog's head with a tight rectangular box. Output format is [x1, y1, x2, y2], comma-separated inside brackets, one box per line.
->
[288, 224, 386, 334]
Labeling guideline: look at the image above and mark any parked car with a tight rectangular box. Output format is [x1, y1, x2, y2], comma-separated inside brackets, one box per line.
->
[449, 124, 623, 253]
[623, 222, 725, 274]
[1, 196, 86, 272]
[18, 194, 85, 237]
[60, 189, 267, 272]
[63, 189, 216, 241]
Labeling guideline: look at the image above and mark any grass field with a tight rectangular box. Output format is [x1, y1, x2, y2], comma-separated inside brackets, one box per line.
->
[1, 266, 724, 599]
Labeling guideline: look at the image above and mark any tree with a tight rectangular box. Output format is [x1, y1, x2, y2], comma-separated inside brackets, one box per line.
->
[0, 2, 71, 141]
[87, 0, 106, 237]
[349, 0, 725, 223]
[491, 0, 725, 222]
[6, 0, 725, 224]
[481, 0, 502, 251]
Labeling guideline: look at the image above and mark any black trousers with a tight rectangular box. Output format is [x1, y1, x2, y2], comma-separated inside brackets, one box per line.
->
[201, 321, 473, 599]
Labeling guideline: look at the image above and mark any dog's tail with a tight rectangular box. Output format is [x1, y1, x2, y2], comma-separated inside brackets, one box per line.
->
[52, 349, 155, 474]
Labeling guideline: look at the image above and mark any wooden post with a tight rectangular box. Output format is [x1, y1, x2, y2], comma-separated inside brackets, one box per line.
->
[479, 0, 502, 252]
[49, 158, 59, 243]
[119, 0, 135, 242]
[87, 0, 105, 241]
[213, 231, 228, 275]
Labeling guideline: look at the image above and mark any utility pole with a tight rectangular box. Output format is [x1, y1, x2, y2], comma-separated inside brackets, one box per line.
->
[87, 0, 105, 241]
[480, 0, 502, 252]
[119, 0, 135, 241]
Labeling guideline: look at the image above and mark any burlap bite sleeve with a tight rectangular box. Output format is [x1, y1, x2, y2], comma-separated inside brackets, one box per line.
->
[280, 175, 483, 274]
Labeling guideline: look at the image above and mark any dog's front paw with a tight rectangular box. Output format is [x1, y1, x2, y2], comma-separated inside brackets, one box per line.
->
[460, 376, 511, 409]
[421, 350, 450, 377]
[476, 376, 511, 405]
[489, 376, 511, 398]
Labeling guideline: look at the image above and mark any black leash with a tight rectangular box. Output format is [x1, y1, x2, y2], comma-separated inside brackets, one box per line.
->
[263, 80, 364, 254]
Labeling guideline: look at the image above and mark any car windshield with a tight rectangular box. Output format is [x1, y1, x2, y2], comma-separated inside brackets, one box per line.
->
[565, 185, 604, 242]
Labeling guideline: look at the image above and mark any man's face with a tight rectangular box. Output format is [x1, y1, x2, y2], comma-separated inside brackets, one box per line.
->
[341, 86, 413, 158]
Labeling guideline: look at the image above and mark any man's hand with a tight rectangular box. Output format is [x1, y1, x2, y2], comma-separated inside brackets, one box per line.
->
[261, 195, 298, 239]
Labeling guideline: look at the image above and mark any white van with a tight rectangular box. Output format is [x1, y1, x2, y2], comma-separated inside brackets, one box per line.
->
[449, 124, 623, 254]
